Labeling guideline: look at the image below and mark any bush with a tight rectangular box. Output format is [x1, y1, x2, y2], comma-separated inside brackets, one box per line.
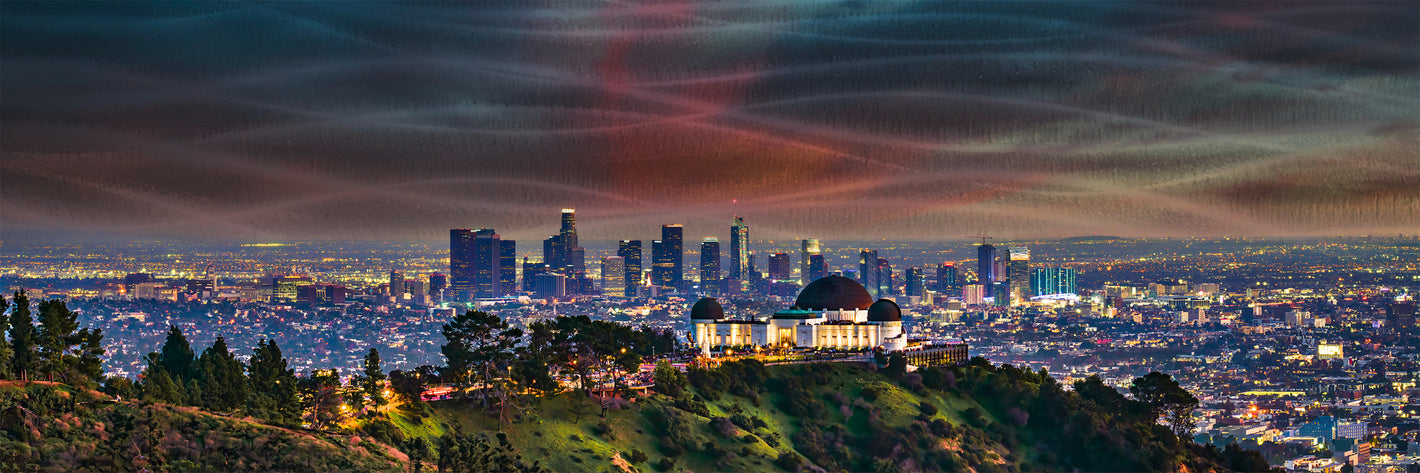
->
[625, 448, 649, 464]
[592, 421, 615, 440]
[655, 458, 676, 471]
[919, 401, 938, 416]
[776, 452, 807, 472]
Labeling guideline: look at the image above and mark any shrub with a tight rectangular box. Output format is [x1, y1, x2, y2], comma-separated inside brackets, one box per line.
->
[655, 458, 676, 471]
[918, 401, 938, 416]
[592, 421, 615, 440]
[625, 448, 649, 464]
[776, 452, 806, 472]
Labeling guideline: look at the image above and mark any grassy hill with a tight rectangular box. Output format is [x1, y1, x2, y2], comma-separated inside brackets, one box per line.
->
[1, 360, 1268, 472]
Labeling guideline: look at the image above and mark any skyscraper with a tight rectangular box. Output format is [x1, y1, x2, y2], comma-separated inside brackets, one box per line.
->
[876, 257, 893, 297]
[601, 256, 625, 297]
[936, 262, 958, 295]
[906, 267, 923, 297]
[428, 273, 447, 301]
[700, 238, 720, 292]
[859, 249, 879, 298]
[730, 216, 749, 284]
[661, 224, 684, 291]
[522, 257, 549, 294]
[976, 243, 997, 284]
[472, 228, 501, 298]
[543, 235, 562, 273]
[560, 208, 577, 250]
[618, 240, 642, 297]
[767, 252, 790, 280]
[808, 254, 826, 282]
[1009, 246, 1029, 304]
[389, 270, 404, 299]
[800, 238, 820, 285]
[1031, 267, 1077, 296]
[652, 239, 671, 292]
[450, 229, 476, 299]
[500, 240, 517, 295]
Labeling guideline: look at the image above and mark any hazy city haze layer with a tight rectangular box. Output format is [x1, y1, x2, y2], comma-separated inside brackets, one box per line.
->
[2, 1, 1417, 241]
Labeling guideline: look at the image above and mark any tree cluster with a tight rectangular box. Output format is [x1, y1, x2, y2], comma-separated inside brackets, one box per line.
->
[1, 292, 106, 385]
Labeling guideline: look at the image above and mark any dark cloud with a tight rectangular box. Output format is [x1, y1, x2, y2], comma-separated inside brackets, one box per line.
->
[2, 1, 1416, 241]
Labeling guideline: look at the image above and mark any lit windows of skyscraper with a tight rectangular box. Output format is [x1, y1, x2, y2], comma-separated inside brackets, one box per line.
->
[730, 216, 749, 287]
[858, 249, 879, 297]
[700, 238, 720, 293]
[601, 256, 625, 297]
[1031, 267, 1077, 296]
[472, 229, 501, 298]
[808, 254, 826, 282]
[389, 270, 404, 299]
[534, 273, 566, 299]
[618, 240, 642, 297]
[800, 239, 820, 285]
[876, 258, 893, 297]
[499, 240, 517, 295]
[522, 257, 549, 294]
[450, 229, 476, 299]
[661, 224, 684, 291]
[976, 243, 997, 284]
[936, 262, 958, 295]
[906, 267, 923, 297]
[1008, 246, 1029, 304]
[767, 252, 791, 280]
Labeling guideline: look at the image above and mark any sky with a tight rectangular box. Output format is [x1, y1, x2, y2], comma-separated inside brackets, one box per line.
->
[1, 1, 1417, 243]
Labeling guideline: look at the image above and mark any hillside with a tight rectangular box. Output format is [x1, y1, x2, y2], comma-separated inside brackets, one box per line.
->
[0, 361, 1270, 472]
[0, 381, 405, 472]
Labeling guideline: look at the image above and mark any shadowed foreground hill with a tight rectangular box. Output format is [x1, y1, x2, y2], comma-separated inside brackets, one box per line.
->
[0, 361, 1272, 472]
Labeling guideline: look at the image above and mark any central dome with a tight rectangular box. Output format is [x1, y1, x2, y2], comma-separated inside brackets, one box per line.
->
[794, 275, 874, 311]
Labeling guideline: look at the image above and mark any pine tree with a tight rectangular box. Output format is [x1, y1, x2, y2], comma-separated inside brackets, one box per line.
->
[8, 292, 36, 381]
[197, 336, 248, 412]
[363, 348, 387, 408]
[35, 299, 80, 381]
[0, 295, 11, 379]
[159, 326, 195, 381]
[248, 339, 300, 425]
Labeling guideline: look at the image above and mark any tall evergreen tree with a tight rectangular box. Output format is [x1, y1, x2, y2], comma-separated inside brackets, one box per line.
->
[363, 348, 387, 408]
[159, 326, 195, 381]
[0, 296, 11, 379]
[249, 339, 300, 425]
[8, 292, 35, 381]
[197, 336, 248, 412]
[35, 299, 80, 381]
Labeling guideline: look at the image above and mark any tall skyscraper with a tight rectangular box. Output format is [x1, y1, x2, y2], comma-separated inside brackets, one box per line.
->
[876, 257, 893, 297]
[906, 267, 923, 297]
[560, 209, 577, 250]
[522, 257, 549, 294]
[660, 224, 684, 291]
[859, 249, 879, 298]
[389, 270, 404, 298]
[450, 229, 476, 299]
[808, 254, 826, 282]
[652, 239, 671, 292]
[767, 252, 791, 280]
[936, 262, 958, 295]
[730, 216, 749, 283]
[1008, 246, 1029, 303]
[800, 239, 820, 285]
[428, 273, 447, 300]
[700, 238, 720, 291]
[543, 235, 562, 273]
[976, 243, 997, 284]
[618, 240, 642, 297]
[1031, 267, 1077, 296]
[601, 256, 625, 297]
[472, 228, 501, 298]
[499, 240, 517, 295]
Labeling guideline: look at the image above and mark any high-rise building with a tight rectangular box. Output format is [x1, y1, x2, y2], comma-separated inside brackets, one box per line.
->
[657, 224, 684, 291]
[906, 267, 923, 297]
[450, 229, 476, 299]
[1009, 246, 1029, 304]
[428, 273, 447, 301]
[499, 240, 517, 295]
[389, 270, 404, 299]
[963, 284, 986, 305]
[700, 238, 720, 291]
[652, 240, 671, 292]
[601, 256, 626, 297]
[560, 208, 578, 250]
[858, 249, 879, 298]
[767, 252, 791, 280]
[993, 282, 1011, 307]
[808, 254, 826, 282]
[1031, 267, 1077, 296]
[876, 258, 893, 297]
[522, 257, 550, 294]
[936, 262, 958, 295]
[534, 273, 566, 299]
[977, 243, 997, 284]
[730, 216, 749, 284]
[800, 239, 820, 285]
[543, 235, 562, 274]
[472, 229, 502, 298]
[618, 240, 642, 297]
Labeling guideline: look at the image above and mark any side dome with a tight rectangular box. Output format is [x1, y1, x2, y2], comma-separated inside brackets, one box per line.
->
[690, 297, 725, 320]
[867, 299, 902, 322]
[794, 275, 874, 311]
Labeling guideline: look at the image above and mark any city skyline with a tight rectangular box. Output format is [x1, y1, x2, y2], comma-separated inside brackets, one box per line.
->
[3, 1, 1416, 241]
